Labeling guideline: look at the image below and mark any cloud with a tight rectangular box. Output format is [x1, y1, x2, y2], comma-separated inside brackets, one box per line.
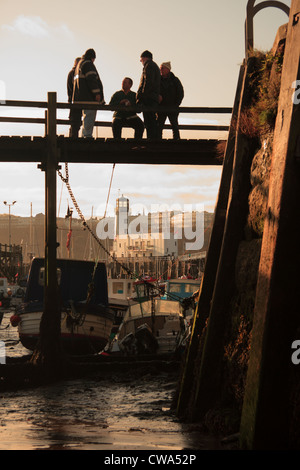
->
[2, 15, 74, 40]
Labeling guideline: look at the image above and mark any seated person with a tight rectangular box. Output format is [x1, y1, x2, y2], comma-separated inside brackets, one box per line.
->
[109, 77, 144, 139]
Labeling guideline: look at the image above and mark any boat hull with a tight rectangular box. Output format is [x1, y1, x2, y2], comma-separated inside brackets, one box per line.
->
[18, 309, 114, 355]
[115, 299, 187, 355]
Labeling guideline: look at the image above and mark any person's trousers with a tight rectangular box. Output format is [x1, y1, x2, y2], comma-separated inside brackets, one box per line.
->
[69, 108, 82, 138]
[112, 116, 144, 139]
[82, 109, 97, 138]
[140, 99, 159, 140]
[157, 112, 180, 140]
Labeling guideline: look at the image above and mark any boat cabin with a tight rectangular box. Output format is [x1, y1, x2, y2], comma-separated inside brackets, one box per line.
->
[162, 279, 200, 301]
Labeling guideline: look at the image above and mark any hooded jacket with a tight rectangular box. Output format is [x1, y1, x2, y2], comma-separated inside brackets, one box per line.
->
[72, 52, 104, 103]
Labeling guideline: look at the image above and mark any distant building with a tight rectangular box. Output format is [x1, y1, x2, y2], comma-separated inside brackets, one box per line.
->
[112, 196, 178, 259]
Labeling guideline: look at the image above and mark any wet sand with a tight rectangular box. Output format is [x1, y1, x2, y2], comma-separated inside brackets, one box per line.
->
[0, 309, 223, 451]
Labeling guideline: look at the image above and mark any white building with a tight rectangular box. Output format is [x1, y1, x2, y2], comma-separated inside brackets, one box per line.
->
[112, 196, 178, 259]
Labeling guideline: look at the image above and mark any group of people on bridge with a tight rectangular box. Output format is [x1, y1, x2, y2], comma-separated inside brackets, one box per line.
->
[67, 48, 184, 141]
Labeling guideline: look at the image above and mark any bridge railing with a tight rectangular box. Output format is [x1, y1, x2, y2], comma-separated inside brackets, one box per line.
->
[0, 97, 232, 135]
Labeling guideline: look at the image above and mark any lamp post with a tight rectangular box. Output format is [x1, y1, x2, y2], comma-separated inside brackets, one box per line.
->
[3, 200, 16, 247]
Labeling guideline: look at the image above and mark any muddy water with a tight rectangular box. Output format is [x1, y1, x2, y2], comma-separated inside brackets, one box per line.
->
[0, 308, 222, 451]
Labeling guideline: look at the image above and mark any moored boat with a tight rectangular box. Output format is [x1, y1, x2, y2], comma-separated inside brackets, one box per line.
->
[110, 297, 189, 356]
[11, 258, 114, 355]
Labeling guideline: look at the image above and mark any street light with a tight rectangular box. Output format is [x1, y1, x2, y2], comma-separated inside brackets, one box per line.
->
[3, 200, 17, 246]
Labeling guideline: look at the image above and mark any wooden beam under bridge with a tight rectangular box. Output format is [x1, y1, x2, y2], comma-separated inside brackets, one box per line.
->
[0, 136, 225, 165]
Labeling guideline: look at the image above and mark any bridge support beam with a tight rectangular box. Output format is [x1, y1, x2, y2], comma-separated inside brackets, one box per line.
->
[34, 92, 63, 371]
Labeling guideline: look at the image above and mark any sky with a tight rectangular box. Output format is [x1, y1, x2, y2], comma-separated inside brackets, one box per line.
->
[0, 0, 291, 219]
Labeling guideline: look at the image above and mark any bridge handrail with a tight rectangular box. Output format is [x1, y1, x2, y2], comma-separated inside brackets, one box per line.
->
[0, 98, 232, 133]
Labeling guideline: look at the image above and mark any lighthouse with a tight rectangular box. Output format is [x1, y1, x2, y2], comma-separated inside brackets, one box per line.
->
[115, 195, 129, 238]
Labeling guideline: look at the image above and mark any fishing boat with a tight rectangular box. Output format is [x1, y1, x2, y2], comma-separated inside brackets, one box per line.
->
[106, 277, 138, 345]
[162, 278, 200, 324]
[107, 276, 161, 331]
[12, 258, 114, 355]
[162, 278, 200, 302]
[109, 295, 189, 357]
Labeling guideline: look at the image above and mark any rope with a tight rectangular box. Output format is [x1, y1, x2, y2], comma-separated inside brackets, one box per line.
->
[104, 164, 115, 219]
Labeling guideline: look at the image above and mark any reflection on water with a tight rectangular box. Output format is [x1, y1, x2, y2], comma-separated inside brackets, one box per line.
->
[0, 309, 221, 451]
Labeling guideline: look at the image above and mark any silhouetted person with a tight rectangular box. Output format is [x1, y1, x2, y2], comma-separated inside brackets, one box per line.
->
[72, 48, 105, 138]
[136, 50, 160, 140]
[109, 77, 144, 139]
[67, 57, 81, 138]
[157, 62, 184, 140]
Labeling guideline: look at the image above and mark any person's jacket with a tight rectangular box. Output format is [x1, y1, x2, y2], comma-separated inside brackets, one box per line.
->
[67, 66, 76, 103]
[136, 59, 160, 105]
[160, 72, 184, 107]
[72, 54, 104, 103]
[109, 90, 138, 119]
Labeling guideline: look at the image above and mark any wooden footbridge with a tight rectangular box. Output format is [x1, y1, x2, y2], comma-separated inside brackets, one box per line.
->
[0, 102, 230, 165]
[1, 0, 299, 451]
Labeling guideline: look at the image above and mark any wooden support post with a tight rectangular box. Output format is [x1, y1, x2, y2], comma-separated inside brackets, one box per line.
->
[37, 92, 63, 371]
[240, 1, 300, 449]
[185, 57, 258, 420]
[176, 64, 246, 417]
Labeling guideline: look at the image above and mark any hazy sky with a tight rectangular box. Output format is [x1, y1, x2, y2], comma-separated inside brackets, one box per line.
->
[0, 0, 291, 218]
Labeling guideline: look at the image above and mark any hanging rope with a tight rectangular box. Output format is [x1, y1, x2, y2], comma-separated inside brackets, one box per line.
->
[104, 163, 115, 220]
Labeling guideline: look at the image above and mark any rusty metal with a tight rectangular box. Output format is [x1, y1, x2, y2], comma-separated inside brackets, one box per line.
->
[245, 0, 290, 57]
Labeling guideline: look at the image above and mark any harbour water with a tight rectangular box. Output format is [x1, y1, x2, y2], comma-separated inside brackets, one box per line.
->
[0, 307, 222, 451]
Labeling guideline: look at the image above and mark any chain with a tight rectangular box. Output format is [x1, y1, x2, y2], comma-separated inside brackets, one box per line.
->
[57, 163, 187, 303]
[57, 162, 136, 279]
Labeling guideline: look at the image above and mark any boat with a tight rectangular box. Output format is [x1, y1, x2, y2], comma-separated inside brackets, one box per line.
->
[106, 276, 162, 334]
[106, 277, 139, 344]
[11, 258, 115, 355]
[109, 295, 189, 357]
[162, 278, 200, 301]
[162, 278, 200, 324]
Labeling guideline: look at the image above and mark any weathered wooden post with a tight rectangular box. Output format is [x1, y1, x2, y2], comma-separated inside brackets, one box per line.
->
[35, 92, 63, 373]
[176, 64, 246, 417]
[240, 1, 300, 449]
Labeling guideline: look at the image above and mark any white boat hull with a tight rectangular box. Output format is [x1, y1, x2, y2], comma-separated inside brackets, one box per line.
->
[18, 309, 113, 355]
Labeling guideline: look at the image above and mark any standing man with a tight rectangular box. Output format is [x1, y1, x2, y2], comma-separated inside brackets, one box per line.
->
[109, 77, 144, 139]
[157, 62, 184, 140]
[136, 50, 160, 140]
[72, 48, 105, 138]
[67, 57, 81, 138]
